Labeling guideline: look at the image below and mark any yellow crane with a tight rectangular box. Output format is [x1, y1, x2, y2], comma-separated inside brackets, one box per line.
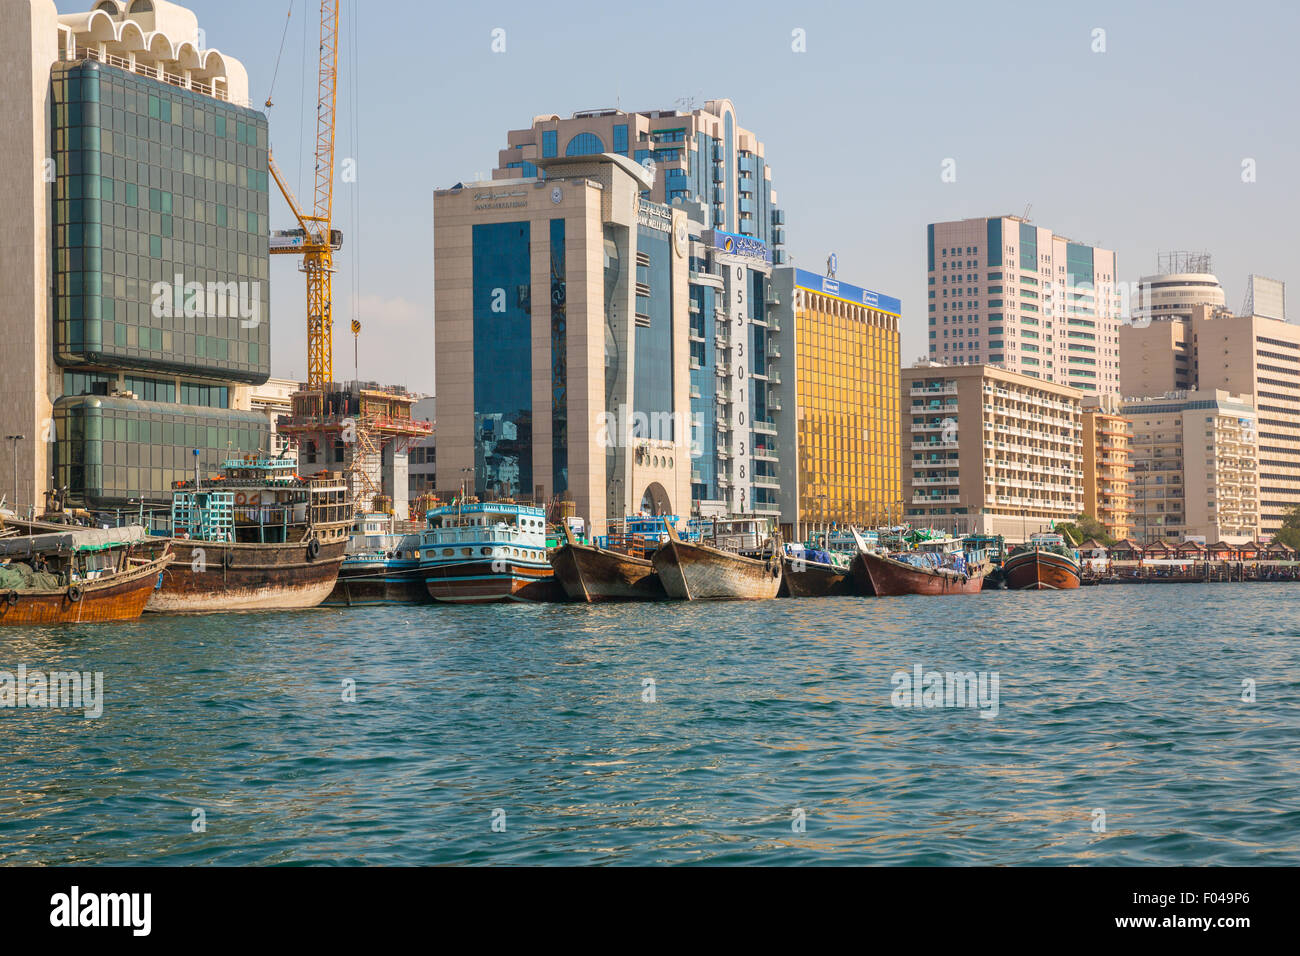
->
[268, 0, 341, 394]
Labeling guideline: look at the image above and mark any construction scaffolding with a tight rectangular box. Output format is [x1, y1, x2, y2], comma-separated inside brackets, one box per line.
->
[278, 383, 432, 515]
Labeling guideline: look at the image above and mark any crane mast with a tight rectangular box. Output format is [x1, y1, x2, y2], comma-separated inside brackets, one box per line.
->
[269, 0, 340, 394]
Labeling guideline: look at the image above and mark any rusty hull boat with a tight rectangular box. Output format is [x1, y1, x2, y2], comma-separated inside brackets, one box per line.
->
[0, 524, 173, 626]
[550, 523, 666, 603]
[652, 518, 782, 602]
[148, 456, 351, 613]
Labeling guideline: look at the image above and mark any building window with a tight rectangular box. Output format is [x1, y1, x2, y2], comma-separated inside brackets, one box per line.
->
[542, 130, 557, 158]
[565, 132, 606, 156]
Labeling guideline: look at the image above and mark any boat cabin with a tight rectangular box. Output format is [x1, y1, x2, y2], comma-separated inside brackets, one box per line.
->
[422, 503, 549, 564]
[171, 455, 350, 545]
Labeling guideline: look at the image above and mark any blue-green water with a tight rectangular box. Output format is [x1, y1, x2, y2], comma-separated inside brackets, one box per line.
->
[2, 584, 1298, 865]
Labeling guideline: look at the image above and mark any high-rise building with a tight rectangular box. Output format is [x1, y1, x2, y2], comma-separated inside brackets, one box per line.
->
[1123, 390, 1259, 545]
[927, 216, 1122, 394]
[1, 0, 271, 512]
[1120, 297, 1299, 536]
[678, 209, 780, 520]
[769, 267, 902, 539]
[493, 100, 787, 259]
[1133, 254, 1225, 323]
[434, 153, 692, 533]
[902, 363, 1085, 541]
[1081, 393, 1134, 540]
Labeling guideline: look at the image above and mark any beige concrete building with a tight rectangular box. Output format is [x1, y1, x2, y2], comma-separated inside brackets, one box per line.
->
[1081, 393, 1133, 540]
[927, 216, 1122, 394]
[1, 1, 268, 512]
[904, 363, 1085, 542]
[434, 153, 692, 532]
[1121, 300, 1299, 536]
[1123, 391, 1259, 545]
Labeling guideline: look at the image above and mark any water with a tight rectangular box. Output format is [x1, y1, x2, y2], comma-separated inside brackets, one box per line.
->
[2, 585, 1298, 865]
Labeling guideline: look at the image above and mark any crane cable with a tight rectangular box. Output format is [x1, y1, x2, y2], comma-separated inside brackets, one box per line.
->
[263, 1, 294, 109]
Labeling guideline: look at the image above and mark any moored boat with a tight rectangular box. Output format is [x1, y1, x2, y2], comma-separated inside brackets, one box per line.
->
[652, 517, 782, 601]
[852, 534, 989, 597]
[421, 502, 561, 603]
[855, 550, 987, 596]
[550, 522, 665, 603]
[0, 525, 173, 626]
[148, 455, 351, 613]
[1003, 533, 1082, 591]
[324, 512, 430, 607]
[780, 532, 855, 598]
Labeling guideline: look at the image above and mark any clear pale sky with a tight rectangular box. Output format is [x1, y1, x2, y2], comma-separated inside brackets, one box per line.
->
[193, 0, 1299, 394]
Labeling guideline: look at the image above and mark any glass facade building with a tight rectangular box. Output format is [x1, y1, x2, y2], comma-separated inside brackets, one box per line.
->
[49, 61, 271, 509]
[51, 62, 270, 380]
[770, 269, 903, 536]
[54, 397, 267, 506]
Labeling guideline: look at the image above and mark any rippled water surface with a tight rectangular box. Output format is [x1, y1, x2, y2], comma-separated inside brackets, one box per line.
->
[2, 584, 1298, 865]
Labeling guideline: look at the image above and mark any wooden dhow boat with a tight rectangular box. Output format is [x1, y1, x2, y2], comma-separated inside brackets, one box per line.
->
[550, 522, 666, 603]
[1002, 533, 1082, 591]
[0, 523, 173, 626]
[148, 455, 350, 614]
[853, 535, 990, 597]
[652, 517, 782, 601]
[780, 528, 864, 597]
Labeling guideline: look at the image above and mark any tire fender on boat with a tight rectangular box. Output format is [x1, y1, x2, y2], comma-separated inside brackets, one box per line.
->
[67, 585, 83, 603]
[4, 590, 17, 607]
[307, 537, 322, 560]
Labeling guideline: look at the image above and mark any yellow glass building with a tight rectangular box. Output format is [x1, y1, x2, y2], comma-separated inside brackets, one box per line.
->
[771, 268, 901, 539]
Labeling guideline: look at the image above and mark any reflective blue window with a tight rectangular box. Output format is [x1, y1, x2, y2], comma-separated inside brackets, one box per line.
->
[472, 222, 533, 499]
[542, 130, 557, 158]
[565, 132, 606, 156]
[613, 124, 628, 155]
[633, 224, 675, 440]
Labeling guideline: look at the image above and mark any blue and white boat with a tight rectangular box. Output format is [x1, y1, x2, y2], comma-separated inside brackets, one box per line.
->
[419, 502, 559, 603]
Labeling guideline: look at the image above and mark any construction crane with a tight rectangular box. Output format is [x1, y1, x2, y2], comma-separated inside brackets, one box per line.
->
[269, 0, 340, 394]
[266, 1, 432, 517]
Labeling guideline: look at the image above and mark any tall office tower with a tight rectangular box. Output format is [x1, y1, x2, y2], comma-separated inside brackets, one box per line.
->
[434, 153, 692, 533]
[0, 0, 270, 512]
[1123, 390, 1259, 545]
[902, 363, 1085, 542]
[1133, 253, 1225, 323]
[927, 216, 1122, 394]
[769, 267, 902, 539]
[1081, 393, 1134, 541]
[678, 210, 780, 520]
[493, 99, 787, 259]
[1121, 294, 1299, 536]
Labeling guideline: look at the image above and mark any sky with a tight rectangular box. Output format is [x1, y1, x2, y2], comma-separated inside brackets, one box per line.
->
[187, 0, 1300, 395]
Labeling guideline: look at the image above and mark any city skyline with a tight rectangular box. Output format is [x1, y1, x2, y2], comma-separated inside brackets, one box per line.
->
[172, 0, 1300, 395]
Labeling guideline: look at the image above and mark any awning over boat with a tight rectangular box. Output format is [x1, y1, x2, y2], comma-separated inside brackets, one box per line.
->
[0, 525, 147, 556]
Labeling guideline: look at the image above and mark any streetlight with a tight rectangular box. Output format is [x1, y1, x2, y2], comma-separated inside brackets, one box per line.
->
[5, 435, 25, 511]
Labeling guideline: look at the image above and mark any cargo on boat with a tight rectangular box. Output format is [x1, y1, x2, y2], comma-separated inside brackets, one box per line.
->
[1002, 533, 1082, 591]
[0, 524, 172, 626]
[550, 522, 665, 603]
[421, 502, 561, 604]
[780, 532, 857, 597]
[652, 517, 782, 601]
[324, 513, 430, 606]
[852, 534, 989, 597]
[148, 456, 350, 613]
